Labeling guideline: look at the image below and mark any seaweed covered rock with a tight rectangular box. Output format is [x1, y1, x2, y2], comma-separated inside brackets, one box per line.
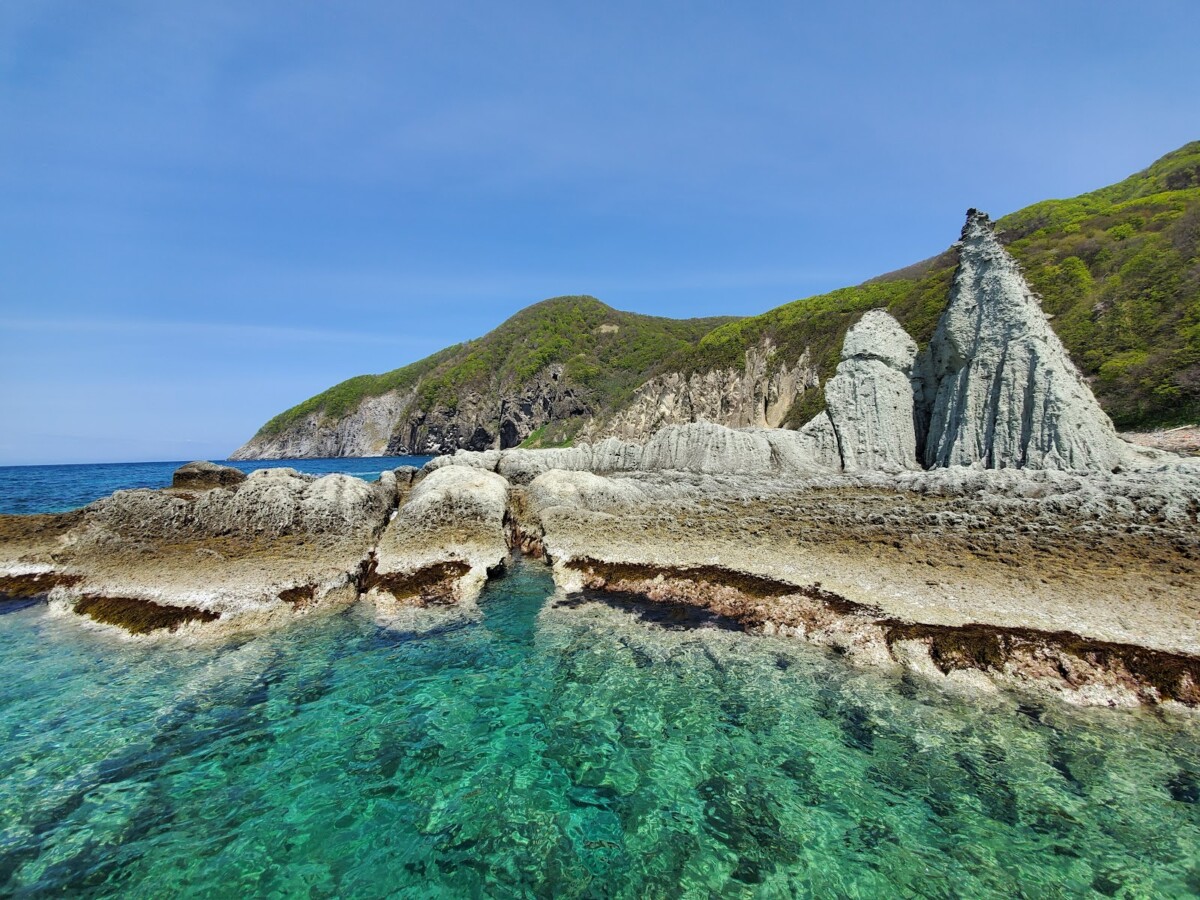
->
[36, 470, 398, 636]
[171, 460, 246, 490]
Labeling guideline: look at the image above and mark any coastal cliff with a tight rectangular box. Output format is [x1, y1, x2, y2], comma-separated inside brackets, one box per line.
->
[233, 141, 1200, 460]
[5, 207, 1200, 710]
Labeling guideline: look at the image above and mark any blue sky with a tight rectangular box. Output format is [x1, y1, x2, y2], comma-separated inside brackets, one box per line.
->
[2, 1, 1197, 465]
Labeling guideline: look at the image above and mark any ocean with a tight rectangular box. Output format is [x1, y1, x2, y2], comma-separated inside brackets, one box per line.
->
[0, 461, 1198, 896]
[0, 456, 434, 516]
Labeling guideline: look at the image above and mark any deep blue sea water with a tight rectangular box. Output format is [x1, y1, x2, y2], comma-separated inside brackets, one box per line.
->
[1, 464, 1198, 895]
[0, 456, 433, 515]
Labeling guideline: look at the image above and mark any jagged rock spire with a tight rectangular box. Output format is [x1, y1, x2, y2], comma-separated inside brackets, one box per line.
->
[914, 210, 1128, 471]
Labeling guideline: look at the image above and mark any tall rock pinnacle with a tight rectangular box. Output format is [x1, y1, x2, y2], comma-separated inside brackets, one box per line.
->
[915, 209, 1128, 471]
[823, 309, 920, 472]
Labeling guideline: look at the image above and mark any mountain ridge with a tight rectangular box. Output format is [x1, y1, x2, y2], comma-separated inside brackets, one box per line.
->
[232, 141, 1200, 460]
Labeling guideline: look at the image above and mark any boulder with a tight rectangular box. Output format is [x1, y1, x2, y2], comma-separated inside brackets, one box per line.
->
[367, 465, 511, 610]
[171, 460, 246, 490]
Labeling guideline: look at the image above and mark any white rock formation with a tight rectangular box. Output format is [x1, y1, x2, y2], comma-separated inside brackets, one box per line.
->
[822, 309, 920, 472]
[369, 465, 511, 609]
[796, 413, 842, 470]
[427, 422, 836, 482]
[916, 210, 1131, 471]
[44, 468, 400, 635]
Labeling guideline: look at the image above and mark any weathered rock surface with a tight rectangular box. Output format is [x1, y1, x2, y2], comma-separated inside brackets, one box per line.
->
[427, 422, 835, 483]
[172, 460, 247, 490]
[366, 465, 511, 613]
[234, 341, 819, 460]
[821, 310, 919, 472]
[383, 365, 591, 455]
[795, 412, 842, 470]
[521, 461, 1200, 706]
[0, 469, 401, 636]
[232, 389, 418, 460]
[584, 341, 819, 441]
[915, 210, 1132, 471]
[233, 365, 592, 460]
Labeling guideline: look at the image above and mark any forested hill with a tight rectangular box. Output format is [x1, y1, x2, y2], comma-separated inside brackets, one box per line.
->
[233, 141, 1200, 459]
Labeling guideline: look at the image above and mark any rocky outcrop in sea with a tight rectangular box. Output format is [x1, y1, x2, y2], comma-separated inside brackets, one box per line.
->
[4, 211, 1198, 709]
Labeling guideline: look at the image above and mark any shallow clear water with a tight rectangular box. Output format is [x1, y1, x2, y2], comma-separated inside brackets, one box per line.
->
[0, 456, 433, 515]
[0, 560, 1197, 897]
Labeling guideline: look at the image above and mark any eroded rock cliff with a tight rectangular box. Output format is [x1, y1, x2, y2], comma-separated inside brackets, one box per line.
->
[822, 310, 919, 473]
[584, 340, 819, 441]
[914, 210, 1132, 471]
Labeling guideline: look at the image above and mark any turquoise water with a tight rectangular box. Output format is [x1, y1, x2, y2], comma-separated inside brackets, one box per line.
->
[0, 457, 433, 515]
[0, 559, 1197, 897]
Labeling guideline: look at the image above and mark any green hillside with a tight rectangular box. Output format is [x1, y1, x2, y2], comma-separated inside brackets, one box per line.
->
[257, 296, 736, 438]
[251, 141, 1200, 449]
[671, 141, 1200, 429]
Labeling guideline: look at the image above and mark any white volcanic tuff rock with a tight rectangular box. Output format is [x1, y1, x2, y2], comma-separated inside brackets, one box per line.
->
[80, 469, 397, 544]
[795, 413, 842, 470]
[369, 465, 511, 607]
[822, 310, 920, 473]
[587, 341, 819, 441]
[426, 422, 837, 482]
[915, 210, 1131, 471]
[49, 469, 402, 634]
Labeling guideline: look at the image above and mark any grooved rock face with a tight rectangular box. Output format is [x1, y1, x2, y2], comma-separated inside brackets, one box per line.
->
[823, 310, 919, 473]
[429, 422, 837, 483]
[369, 465, 511, 609]
[916, 210, 1129, 471]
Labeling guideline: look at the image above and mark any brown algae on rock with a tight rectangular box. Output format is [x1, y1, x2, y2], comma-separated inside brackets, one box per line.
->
[75, 595, 220, 634]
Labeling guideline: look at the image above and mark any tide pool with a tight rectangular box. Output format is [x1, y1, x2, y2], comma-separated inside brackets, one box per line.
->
[0, 559, 1197, 897]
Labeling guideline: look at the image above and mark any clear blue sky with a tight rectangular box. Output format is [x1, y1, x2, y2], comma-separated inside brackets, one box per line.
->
[2, 1, 1197, 465]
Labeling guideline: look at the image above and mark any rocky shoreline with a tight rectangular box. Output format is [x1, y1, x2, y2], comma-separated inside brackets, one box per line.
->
[3, 211, 1199, 710]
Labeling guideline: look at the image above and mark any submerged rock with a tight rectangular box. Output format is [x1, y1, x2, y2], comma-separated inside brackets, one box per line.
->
[915, 210, 1131, 471]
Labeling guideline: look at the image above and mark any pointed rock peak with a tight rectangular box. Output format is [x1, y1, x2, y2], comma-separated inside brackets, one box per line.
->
[961, 207, 994, 240]
[841, 309, 917, 372]
[917, 210, 1130, 471]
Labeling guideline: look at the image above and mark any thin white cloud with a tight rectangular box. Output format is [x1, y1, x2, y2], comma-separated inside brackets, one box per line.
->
[0, 317, 430, 345]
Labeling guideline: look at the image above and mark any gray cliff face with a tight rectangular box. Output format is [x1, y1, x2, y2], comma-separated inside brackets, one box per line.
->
[585, 340, 818, 441]
[822, 310, 919, 473]
[914, 210, 1130, 471]
[232, 366, 589, 460]
[386, 365, 589, 455]
[231, 389, 418, 460]
[233, 341, 817, 460]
